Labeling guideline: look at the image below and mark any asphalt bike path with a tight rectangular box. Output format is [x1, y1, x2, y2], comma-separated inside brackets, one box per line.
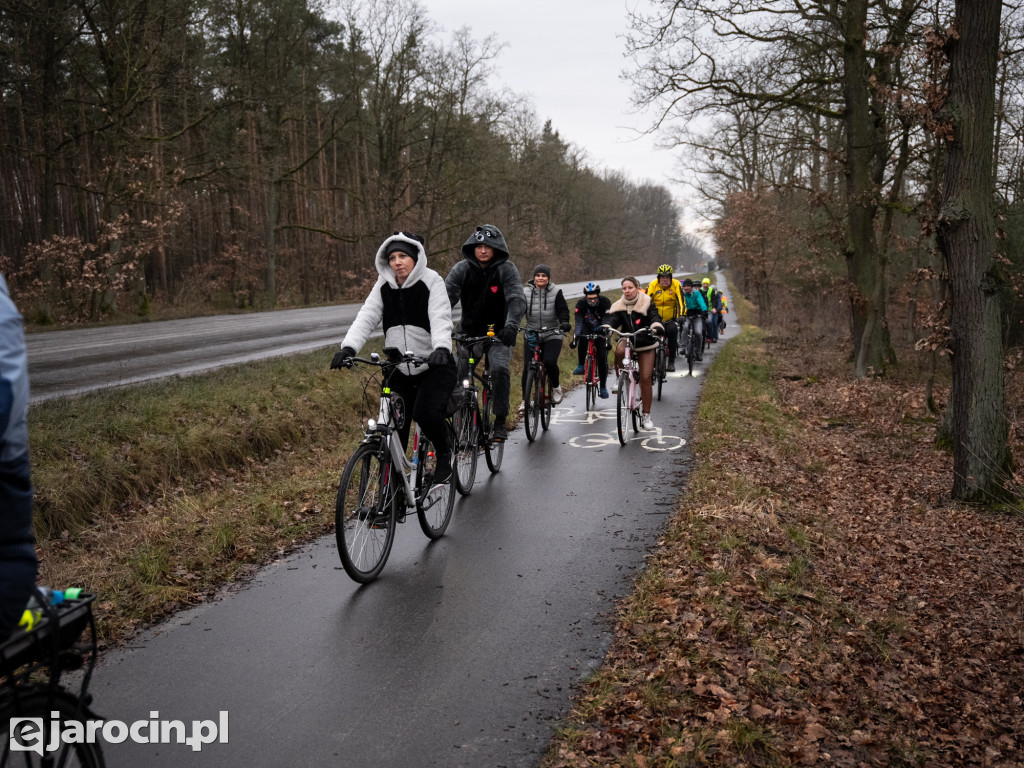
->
[91, 275, 731, 767]
[26, 277, 654, 402]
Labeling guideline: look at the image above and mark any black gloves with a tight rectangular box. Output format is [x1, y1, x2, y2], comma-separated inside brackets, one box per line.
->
[569, 336, 578, 350]
[331, 346, 356, 369]
[652, 325, 665, 336]
[496, 325, 518, 346]
[427, 347, 453, 368]
[560, 322, 571, 333]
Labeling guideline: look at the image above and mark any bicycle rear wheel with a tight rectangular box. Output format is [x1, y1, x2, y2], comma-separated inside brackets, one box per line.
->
[584, 355, 596, 411]
[482, 392, 503, 472]
[1, 688, 106, 767]
[452, 402, 479, 496]
[615, 372, 629, 446]
[335, 441, 397, 583]
[523, 368, 540, 442]
[415, 433, 455, 539]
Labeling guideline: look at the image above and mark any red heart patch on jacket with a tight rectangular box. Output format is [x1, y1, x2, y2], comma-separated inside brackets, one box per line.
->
[490, 286, 498, 293]
[635, 318, 642, 325]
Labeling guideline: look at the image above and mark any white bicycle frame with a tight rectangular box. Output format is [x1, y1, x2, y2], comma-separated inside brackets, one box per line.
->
[609, 329, 642, 413]
[365, 360, 422, 510]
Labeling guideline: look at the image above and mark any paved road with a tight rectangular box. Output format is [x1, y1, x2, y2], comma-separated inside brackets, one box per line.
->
[25, 277, 655, 403]
[90, 277, 734, 768]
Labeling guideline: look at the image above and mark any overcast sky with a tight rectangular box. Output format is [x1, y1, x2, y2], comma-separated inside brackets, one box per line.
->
[417, 0, 707, 240]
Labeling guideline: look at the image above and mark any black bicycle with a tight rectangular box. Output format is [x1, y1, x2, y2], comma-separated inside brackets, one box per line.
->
[334, 349, 456, 582]
[1, 589, 105, 767]
[653, 333, 669, 401]
[452, 331, 507, 494]
[681, 314, 702, 376]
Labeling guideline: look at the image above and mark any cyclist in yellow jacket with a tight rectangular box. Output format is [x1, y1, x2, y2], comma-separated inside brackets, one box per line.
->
[646, 265, 684, 371]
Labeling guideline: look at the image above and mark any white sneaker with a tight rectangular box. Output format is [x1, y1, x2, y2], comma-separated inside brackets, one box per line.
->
[642, 414, 654, 430]
[517, 401, 525, 414]
[552, 386, 563, 404]
[611, 384, 619, 394]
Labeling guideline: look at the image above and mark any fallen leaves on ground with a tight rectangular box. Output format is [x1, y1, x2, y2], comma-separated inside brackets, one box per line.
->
[544, 333, 1024, 768]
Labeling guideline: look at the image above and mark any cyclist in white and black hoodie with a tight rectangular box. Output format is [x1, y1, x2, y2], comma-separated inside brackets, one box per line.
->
[332, 232, 456, 482]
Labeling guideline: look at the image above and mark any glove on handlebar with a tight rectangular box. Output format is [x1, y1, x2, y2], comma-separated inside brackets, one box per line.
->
[331, 347, 356, 369]
[496, 325, 518, 347]
[560, 322, 571, 333]
[427, 347, 453, 368]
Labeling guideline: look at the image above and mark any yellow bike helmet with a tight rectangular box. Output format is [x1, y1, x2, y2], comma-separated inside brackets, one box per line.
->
[657, 264, 673, 276]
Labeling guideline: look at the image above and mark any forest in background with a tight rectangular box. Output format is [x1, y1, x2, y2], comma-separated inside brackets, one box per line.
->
[0, 0, 706, 323]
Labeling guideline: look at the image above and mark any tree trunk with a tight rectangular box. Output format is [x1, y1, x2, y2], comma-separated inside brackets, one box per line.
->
[937, 0, 1011, 502]
[843, 0, 895, 377]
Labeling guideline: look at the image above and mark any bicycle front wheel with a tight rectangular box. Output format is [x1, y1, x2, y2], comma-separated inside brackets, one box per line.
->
[656, 347, 665, 401]
[482, 393, 504, 473]
[453, 402, 479, 496]
[585, 355, 596, 411]
[335, 441, 396, 583]
[523, 368, 540, 442]
[540, 377, 552, 431]
[616, 372, 629, 446]
[416, 433, 455, 539]
[686, 333, 695, 375]
[1, 688, 106, 768]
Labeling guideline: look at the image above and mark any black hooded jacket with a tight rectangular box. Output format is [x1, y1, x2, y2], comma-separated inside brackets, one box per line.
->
[445, 225, 526, 336]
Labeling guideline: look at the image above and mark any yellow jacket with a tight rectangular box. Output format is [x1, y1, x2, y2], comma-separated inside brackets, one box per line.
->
[646, 278, 684, 322]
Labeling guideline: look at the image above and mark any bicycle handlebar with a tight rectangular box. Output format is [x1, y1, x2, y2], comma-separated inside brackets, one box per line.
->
[344, 350, 428, 369]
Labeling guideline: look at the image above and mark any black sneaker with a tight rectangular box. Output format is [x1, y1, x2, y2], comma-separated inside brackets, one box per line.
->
[667, 361, 676, 372]
[432, 453, 452, 484]
[492, 421, 508, 441]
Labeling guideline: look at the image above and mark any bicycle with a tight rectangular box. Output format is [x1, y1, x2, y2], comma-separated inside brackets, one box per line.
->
[522, 327, 562, 442]
[681, 314, 702, 376]
[653, 333, 669, 401]
[334, 349, 456, 583]
[451, 331, 507, 494]
[1, 589, 105, 767]
[579, 334, 603, 412]
[605, 328, 644, 446]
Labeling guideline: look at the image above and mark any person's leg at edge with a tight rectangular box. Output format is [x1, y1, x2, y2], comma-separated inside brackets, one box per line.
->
[637, 349, 654, 419]
[488, 341, 513, 439]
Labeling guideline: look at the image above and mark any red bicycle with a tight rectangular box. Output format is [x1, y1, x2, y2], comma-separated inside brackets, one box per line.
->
[522, 327, 561, 442]
[579, 333, 603, 411]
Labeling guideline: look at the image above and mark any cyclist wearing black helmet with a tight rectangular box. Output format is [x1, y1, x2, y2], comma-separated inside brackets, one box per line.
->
[571, 282, 612, 398]
[445, 224, 526, 441]
[646, 265, 684, 371]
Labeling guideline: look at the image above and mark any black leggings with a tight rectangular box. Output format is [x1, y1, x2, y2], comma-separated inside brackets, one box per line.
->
[522, 335, 563, 393]
[387, 361, 457, 456]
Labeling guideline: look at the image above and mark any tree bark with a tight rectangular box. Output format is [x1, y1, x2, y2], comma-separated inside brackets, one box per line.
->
[937, 0, 1011, 502]
[843, 0, 895, 377]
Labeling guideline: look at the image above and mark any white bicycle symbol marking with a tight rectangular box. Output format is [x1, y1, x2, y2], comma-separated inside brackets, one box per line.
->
[552, 404, 686, 451]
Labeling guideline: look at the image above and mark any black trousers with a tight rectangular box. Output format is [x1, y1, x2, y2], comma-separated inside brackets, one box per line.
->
[387, 360, 457, 456]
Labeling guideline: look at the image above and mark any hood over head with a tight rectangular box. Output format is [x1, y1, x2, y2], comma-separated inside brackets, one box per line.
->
[375, 232, 428, 287]
[461, 224, 510, 265]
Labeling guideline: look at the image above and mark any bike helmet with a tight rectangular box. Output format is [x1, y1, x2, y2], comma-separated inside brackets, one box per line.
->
[584, 281, 600, 294]
[657, 264, 673, 276]
[701, 277, 711, 286]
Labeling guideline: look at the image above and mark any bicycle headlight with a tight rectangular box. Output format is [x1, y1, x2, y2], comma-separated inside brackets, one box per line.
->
[367, 418, 377, 431]
[462, 379, 471, 388]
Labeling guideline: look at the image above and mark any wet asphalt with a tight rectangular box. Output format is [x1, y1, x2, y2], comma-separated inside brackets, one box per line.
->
[86, 275, 733, 767]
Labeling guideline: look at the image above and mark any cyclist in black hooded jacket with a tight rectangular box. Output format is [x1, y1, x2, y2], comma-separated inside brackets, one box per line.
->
[445, 225, 526, 441]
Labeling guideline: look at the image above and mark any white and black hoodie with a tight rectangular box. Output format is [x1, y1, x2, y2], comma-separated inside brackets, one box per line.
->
[339, 234, 453, 376]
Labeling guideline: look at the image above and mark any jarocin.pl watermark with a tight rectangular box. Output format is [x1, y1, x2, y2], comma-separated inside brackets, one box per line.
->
[10, 711, 228, 754]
